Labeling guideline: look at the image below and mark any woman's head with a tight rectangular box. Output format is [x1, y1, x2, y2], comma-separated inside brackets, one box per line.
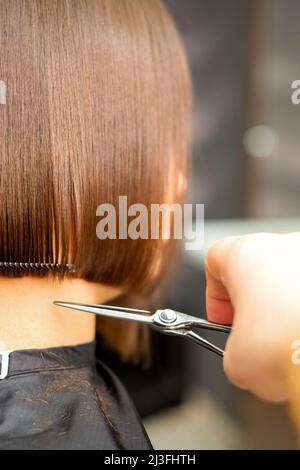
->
[0, 0, 191, 295]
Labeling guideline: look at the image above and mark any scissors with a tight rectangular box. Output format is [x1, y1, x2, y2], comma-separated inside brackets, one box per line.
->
[53, 301, 231, 357]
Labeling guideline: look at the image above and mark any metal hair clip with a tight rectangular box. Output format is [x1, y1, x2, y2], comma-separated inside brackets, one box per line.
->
[0, 262, 76, 272]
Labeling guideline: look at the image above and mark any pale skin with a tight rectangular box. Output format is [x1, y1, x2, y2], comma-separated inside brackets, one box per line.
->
[206, 232, 300, 403]
[0, 276, 120, 350]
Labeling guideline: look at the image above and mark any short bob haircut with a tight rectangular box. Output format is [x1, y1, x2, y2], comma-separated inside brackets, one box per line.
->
[0, 0, 191, 358]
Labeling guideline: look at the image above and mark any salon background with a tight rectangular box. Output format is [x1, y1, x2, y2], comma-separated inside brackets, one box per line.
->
[100, 0, 300, 450]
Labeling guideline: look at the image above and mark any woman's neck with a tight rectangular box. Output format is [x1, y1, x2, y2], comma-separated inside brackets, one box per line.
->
[0, 276, 120, 351]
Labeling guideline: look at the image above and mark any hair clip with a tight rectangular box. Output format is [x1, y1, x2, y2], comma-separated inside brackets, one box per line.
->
[0, 262, 77, 272]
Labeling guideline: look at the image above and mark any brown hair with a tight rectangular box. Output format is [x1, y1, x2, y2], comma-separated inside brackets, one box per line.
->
[0, 0, 191, 357]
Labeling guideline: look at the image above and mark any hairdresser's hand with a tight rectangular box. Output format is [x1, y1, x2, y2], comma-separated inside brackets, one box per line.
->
[205, 233, 300, 403]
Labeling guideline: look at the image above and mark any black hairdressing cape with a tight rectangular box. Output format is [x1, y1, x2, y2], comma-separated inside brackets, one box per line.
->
[0, 343, 152, 450]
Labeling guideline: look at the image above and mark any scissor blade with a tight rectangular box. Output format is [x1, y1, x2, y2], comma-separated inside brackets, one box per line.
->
[53, 301, 153, 324]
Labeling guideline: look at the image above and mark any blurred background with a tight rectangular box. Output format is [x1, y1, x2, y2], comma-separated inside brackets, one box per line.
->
[102, 0, 300, 449]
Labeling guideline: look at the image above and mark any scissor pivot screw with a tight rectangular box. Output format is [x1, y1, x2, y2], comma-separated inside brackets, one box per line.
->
[159, 309, 177, 324]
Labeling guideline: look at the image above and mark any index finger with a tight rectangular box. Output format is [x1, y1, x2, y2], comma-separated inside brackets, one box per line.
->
[205, 237, 238, 325]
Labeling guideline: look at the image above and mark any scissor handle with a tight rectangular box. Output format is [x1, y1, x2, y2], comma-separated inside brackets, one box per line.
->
[153, 310, 231, 333]
[184, 330, 225, 357]
[153, 310, 231, 357]
[191, 318, 231, 334]
[161, 327, 225, 357]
